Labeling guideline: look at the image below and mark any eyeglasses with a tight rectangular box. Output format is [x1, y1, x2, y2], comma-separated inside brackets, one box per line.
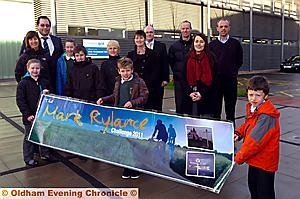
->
[40, 24, 51, 28]
[146, 31, 154, 34]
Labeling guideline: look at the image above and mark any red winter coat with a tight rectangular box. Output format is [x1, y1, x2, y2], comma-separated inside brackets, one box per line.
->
[235, 99, 280, 172]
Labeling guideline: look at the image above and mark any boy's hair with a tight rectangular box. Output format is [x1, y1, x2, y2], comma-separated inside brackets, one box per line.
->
[73, 45, 87, 55]
[25, 31, 42, 49]
[117, 57, 133, 70]
[65, 38, 76, 46]
[247, 75, 270, 95]
[27, 59, 41, 69]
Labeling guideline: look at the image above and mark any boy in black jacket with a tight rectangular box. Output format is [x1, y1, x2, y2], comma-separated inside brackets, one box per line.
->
[16, 59, 51, 166]
[64, 45, 102, 103]
[64, 45, 102, 162]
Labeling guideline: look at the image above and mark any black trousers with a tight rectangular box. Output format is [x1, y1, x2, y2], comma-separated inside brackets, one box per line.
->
[173, 80, 190, 114]
[248, 165, 275, 199]
[23, 124, 51, 162]
[145, 86, 164, 111]
[214, 77, 237, 125]
[23, 124, 37, 162]
[123, 168, 140, 176]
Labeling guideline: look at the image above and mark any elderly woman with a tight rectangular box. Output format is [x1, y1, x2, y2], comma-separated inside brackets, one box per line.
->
[99, 40, 121, 98]
[15, 31, 50, 82]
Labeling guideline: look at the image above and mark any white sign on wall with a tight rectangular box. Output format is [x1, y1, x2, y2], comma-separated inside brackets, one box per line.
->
[82, 39, 110, 59]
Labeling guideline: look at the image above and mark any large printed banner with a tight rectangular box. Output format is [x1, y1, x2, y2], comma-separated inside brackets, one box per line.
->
[29, 95, 234, 193]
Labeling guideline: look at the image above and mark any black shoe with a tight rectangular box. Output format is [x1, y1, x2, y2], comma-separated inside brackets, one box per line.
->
[25, 159, 38, 167]
[122, 169, 130, 179]
[130, 171, 141, 179]
[41, 154, 58, 162]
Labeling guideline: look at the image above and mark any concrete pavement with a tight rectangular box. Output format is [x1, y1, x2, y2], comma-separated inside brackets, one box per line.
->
[0, 78, 299, 199]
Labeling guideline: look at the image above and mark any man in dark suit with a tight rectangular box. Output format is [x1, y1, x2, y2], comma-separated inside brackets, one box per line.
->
[144, 25, 169, 111]
[20, 16, 64, 92]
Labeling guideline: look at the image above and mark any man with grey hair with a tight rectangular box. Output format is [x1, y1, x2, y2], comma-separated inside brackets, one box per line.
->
[168, 20, 193, 114]
[144, 25, 169, 111]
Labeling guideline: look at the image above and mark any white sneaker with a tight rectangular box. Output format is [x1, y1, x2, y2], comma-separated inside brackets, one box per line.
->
[130, 175, 140, 179]
[121, 175, 130, 179]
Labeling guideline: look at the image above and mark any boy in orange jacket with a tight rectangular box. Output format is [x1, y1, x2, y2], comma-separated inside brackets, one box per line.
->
[234, 75, 280, 199]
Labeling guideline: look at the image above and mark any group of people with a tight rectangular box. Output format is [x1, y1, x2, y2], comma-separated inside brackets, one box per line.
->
[15, 16, 64, 167]
[169, 19, 243, 126]
[14, 15, 280, 199]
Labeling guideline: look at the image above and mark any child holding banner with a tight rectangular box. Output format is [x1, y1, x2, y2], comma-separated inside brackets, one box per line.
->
[64, 45, 102, 103]
[234, 75, 280, 199]
[64, 45, 103, 162]
[97, 56, 149, 179]
[16, 59, 51, 166]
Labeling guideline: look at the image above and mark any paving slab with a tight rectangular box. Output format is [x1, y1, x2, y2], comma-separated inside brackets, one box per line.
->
[278, 156, 300, 179]
[0, 79, 299, 198]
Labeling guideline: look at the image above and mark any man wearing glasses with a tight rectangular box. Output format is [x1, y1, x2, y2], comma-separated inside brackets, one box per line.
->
[144, 25, 169, 111]
[20, 16, 64, 92]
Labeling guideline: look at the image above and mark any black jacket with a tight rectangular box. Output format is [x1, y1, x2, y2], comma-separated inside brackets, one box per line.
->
[20, 34, 64, 92]
[64, 58, 102, 103]
[168, 36, 193, 81]
[15, 48, 51, 82]
[16, 75, 51, 125]
[99, 55, 120, 97]
[127, 47, 161, 89]
[209, 37, 243, 78]
[152, 40, 170, 83]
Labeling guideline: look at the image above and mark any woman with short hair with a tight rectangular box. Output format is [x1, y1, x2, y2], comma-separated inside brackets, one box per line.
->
[99, 40, 121, 99]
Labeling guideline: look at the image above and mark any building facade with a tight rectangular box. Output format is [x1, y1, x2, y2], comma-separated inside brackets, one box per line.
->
[0, 0, 300, 78]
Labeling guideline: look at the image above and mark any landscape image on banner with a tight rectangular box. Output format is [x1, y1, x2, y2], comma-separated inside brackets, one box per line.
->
[186, 125, 214, 150]
[186, 151, 215, 178]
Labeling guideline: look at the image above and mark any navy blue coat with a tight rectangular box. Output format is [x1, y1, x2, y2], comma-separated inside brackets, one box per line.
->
[16, 75, 51, 125]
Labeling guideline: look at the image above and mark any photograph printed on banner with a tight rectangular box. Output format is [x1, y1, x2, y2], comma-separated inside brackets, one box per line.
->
[185, 151, 215, 178]
[186, 125, 214, 150]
